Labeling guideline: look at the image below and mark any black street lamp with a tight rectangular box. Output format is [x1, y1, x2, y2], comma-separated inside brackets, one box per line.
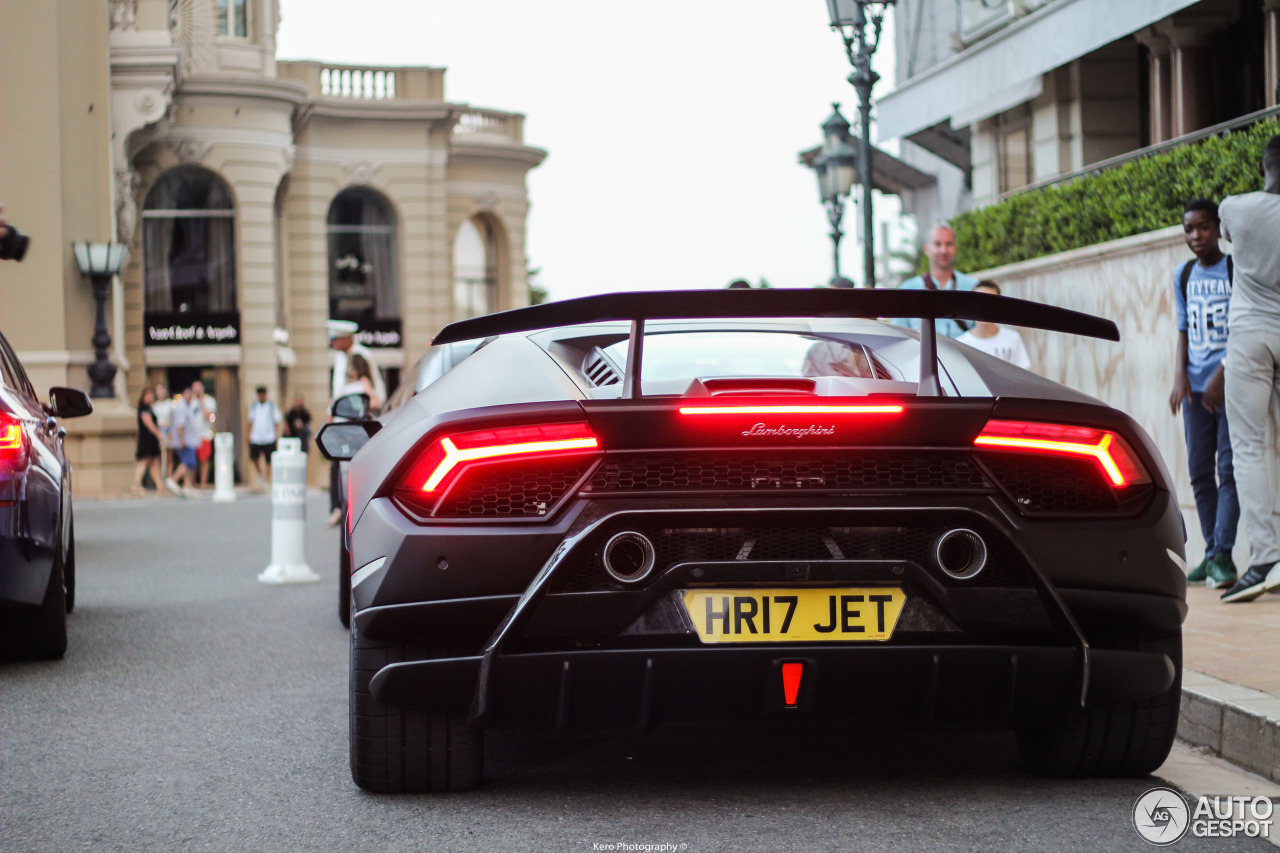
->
[825, 0, 896, 289]
[72, 241, 128, 398]
[812, 105, 859, 287]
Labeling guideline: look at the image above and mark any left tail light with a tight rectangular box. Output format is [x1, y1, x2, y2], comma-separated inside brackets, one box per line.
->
[393, 422, 601, 519]
[0, 414, 28, 468]
[974, 419, 1150, 488]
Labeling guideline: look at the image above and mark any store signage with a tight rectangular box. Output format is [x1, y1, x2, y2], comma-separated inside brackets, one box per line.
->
[144, 312, 241, 347]
[354, 318, 402, 349]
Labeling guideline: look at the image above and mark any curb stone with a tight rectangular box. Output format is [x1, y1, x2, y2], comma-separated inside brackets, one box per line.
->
[1181, 669, 1280, 782]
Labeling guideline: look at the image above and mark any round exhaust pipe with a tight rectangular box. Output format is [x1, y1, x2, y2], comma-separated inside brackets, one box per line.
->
[933, 529, 988, 580]
[601, 531, 657, 584]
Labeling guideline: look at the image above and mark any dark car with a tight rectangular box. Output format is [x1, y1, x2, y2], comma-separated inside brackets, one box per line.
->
[319, 289, 1185, 793]
[0, 330, 93, 660]
[335, 338, 487, 626]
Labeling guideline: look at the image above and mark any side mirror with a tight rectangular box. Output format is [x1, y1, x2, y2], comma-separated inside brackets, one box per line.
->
[315, 421, 381, 462]
[46, 387, 93, 419]
[330, 392, 370, 421]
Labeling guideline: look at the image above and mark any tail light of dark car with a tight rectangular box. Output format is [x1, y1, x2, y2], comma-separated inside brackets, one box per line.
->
[974, 419, 1154, 514]
[392, 422, 601, 520]
[0, 413, 27, 468]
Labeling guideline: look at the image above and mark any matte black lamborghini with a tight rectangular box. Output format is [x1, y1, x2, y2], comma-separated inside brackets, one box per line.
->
[319, 289, 1185, 793]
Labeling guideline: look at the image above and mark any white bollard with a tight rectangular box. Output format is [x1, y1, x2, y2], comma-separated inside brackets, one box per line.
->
[257, 437, 319, 584]
[212, 432, 236, 503]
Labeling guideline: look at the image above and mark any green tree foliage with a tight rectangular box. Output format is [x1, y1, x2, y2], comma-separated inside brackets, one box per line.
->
[949, 119, 1280, 272]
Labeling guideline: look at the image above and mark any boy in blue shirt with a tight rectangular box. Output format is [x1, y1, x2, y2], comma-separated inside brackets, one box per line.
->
[1169, 199, 1239, 588]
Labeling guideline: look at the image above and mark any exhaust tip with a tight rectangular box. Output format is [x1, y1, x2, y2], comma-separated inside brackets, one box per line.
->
[933, 529, 987, 580]
[601, 531, 657, 584]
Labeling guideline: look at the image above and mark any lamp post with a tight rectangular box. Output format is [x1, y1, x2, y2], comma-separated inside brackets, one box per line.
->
[812, 105, 859, 287]
[824, 0, 896, 289]
[72, 242, 128, 398]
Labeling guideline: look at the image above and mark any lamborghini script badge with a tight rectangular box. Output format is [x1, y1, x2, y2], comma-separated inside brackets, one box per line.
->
[741, 423, 836, 438]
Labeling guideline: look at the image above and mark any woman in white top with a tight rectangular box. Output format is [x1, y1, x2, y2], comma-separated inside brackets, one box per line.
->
[345, 353, 384, 413]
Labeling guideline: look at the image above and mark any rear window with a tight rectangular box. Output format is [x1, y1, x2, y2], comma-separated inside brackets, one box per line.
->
[602, 331, 885, 383]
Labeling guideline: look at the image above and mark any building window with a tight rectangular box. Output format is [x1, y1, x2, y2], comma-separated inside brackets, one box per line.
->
[327, 188, 399, 324]
[216, 0, 247, 37]
[453, 218, 496, 322]
[996, 106, 1034, 195]
[142, 167, 237, 314]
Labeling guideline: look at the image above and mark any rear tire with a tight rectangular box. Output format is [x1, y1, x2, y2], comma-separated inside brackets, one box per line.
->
[349, 610, 483, 792]
[1, 547, 68, 661]
[1017, 632, 1181, 777]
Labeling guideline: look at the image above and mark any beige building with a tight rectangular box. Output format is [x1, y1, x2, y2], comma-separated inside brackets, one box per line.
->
[0, 0, 544, 490]
[884, 0, 1277, 225]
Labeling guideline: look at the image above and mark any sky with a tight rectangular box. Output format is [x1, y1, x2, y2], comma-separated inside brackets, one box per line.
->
[275, 0, 906, 301]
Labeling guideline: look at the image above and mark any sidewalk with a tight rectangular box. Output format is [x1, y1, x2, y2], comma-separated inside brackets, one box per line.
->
[1178, 495, 1280, 782]
[1179, 584, 1280, 782]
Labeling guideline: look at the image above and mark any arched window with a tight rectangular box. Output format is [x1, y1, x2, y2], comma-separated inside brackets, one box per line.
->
[327, 188, 398, 323]
[453, 218, 496, 321]
[143, 167, 237, 314]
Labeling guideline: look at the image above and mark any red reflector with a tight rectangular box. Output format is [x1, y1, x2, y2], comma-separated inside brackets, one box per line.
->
[974, 419, 1150, 488]
[782, 661, 803, 706]
[679, 405, 903, 416]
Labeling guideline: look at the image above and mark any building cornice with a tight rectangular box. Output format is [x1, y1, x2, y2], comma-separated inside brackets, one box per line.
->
[448, 140, 548, 169]
[178, 74, 310, 106]
[298, 99, 460, 126]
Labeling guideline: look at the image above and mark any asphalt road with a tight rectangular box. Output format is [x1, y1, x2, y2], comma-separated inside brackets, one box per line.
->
[0, 492, 1269, 852]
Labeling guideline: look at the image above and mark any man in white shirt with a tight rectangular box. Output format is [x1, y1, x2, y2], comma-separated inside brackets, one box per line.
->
[246, 385, 283, 488]
[190, 380, 217, 488]
[956, 281, 1032, 370]
[1216, 134, 1280, 602]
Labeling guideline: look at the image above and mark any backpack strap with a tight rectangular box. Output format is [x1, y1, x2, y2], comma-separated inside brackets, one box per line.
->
[1227, 255, 1233, 285]
[1179, 259, 1195, 305]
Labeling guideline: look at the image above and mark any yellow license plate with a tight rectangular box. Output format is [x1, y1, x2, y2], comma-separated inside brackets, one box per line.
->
[681, 588, 906, 643]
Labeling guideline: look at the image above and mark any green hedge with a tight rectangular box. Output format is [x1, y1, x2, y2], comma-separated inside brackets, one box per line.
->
[949, 118, 1280, 273]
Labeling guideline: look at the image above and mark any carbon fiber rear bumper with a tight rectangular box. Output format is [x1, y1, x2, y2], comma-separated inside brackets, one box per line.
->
[368, 644, 1175, 731]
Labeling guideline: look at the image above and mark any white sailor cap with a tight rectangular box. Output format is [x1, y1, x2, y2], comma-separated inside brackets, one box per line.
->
[326, 319, 359, 341]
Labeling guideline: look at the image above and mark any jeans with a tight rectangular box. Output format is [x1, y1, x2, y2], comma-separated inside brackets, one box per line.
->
[1225, 328, 1280, 566]
[1183, 391, 1239, 559]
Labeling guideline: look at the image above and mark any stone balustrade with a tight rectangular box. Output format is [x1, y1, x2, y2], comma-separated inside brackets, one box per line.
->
[452, 108, 524, 143]
[277, 61, 446, 101]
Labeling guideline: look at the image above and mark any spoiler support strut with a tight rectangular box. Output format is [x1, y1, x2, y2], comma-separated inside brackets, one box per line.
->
[918, 318, 940, 397]
[622, 318, 645, 399]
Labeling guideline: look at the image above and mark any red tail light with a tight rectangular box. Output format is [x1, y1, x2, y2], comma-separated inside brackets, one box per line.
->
[398, 422, 600, 505]
[679, 404, 903, 416]
[974, 420, 1149, 488]
[0, 414, 27, 467]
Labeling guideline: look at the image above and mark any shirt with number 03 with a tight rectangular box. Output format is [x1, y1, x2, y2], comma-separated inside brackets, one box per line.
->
[1174, 254, 1232, 392]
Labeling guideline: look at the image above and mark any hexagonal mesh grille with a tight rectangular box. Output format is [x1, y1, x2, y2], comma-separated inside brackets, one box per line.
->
[585, 453, 989, 493]
[977, 452, 1147, 513]
[434, 458, 595, 518]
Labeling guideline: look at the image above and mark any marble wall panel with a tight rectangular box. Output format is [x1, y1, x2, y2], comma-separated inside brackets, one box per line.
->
[979, 225, 1209, 512]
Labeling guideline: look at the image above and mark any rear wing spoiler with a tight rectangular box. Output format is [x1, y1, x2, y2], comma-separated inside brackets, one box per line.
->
[432, 289, 1119, 397]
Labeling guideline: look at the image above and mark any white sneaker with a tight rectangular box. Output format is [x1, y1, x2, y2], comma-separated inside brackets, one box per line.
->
[164, 477, 182, 496]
